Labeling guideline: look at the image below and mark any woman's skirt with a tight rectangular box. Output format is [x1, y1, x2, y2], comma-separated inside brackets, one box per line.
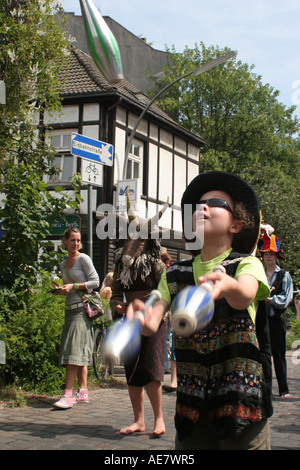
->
[125, 319, 168, 387]
[59, 306, 94, 366]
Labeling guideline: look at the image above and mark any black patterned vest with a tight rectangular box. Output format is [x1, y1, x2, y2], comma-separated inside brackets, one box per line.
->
[167, 252, 272, 441]
[269, 269, 286, 317]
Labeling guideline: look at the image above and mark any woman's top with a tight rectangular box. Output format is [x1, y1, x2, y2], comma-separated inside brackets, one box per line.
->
[265, 265, 293, 317]
[60, 253, 99, 306]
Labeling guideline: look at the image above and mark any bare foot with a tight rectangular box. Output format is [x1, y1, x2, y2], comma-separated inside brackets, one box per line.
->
[120, 422, 145, 435]
[152, 417, 165, 436]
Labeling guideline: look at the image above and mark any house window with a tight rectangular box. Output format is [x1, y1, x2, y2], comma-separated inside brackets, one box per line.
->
[126, 141, 143, 181]
[48, 130, 77, 183]
[51, 155, 74, 182]
[50, 133, 72, 150]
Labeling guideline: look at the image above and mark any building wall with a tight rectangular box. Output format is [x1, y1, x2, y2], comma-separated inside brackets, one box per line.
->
[64, 13, 172, 92]
[114, 105, 200, 234]
[43, 99, 199, 278]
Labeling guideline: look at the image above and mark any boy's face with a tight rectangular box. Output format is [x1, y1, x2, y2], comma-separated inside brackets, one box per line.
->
[192, 190, 239, 243]
[263, 251, 277, 268]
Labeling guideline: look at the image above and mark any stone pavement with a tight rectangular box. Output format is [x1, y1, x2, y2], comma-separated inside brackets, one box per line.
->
[0, 351, 299, 451]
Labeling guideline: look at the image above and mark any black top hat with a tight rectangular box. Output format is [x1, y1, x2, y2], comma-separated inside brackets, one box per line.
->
[181, 171, 261, 255]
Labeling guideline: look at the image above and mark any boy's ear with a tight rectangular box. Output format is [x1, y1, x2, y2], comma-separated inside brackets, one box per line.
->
[230, 219, 243, 235]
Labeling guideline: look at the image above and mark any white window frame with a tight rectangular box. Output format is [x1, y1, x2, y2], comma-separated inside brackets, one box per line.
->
[46, 129, 78, 184]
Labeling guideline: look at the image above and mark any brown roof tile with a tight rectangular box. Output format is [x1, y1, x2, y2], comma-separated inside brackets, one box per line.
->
[60, 47, 205, 144]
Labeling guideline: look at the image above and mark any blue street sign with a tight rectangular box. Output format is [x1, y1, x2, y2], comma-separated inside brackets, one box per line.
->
[71, 133, 113, 166]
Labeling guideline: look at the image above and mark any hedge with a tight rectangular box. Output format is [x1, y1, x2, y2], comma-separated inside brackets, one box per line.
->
[0, 287, 66, 394]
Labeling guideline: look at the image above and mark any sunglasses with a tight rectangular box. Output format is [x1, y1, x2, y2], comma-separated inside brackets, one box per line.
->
[198, 198, 235, 215]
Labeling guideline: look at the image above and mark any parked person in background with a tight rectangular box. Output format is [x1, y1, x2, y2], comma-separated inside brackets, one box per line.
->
[100, 271, 114, 293]
[100, 286, 112, 302]
[100, 284, 113, 324]
[53, 226, 99, 409]
[259, 232, 293, 398]
[161, 251, 177, 392]
[100, 271, 113, 321]
[162, 326, 177, 393]
[161, 252, 173, 374]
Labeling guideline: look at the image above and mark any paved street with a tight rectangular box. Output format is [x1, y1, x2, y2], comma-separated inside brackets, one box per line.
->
[0, 351, 299, 451]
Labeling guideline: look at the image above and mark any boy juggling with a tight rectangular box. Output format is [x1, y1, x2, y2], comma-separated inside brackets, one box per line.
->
[127, 171, 273, 450]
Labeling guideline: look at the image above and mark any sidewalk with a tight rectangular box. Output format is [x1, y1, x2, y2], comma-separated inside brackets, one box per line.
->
[0, 351, 299, 451]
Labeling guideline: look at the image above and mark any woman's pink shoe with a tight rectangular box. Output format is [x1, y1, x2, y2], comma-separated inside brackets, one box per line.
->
[53, 389, 74, 409]
[75, 389, 89, 403]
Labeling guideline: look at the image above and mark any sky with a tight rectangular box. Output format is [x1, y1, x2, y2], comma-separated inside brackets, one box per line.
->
[59, 0, 300, 119]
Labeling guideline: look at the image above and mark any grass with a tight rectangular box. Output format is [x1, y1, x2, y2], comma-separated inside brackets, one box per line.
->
[0, 367, 127, 409]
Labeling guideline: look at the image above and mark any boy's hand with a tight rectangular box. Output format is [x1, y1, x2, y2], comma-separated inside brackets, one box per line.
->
[198, 272, 258, 310]
[126, 299, 168, 336]
[198, 271, 229, 300]
[126, 299, 145, 321]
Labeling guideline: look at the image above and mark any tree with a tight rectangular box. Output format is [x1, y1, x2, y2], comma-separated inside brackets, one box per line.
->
[244, 162, 299, 287]
[148, 43, 299, 174]
[148, 42, 300, 288]
[0, 1, 80, 292]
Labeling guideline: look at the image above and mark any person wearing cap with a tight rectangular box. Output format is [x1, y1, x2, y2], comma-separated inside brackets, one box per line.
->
[259, 232, 293, 398]
[127, 171, 272, 450]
